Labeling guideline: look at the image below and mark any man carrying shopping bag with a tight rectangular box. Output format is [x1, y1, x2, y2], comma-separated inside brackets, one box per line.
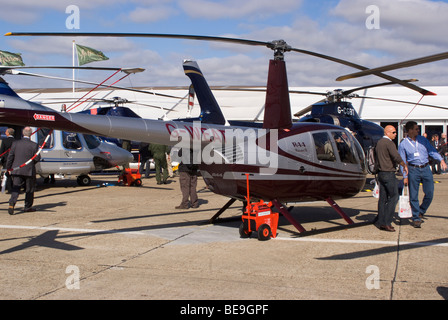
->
[375, 125, 408, 232]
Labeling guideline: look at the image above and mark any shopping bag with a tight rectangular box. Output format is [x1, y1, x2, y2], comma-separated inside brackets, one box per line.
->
[399, 186, 412, 219]
[372, 179, 379, 198]
[1, 172, 6, 194]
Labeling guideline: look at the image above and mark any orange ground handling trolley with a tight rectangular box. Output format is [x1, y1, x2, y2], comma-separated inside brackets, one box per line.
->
[239, 173, 279, 240]
[117, 155, 142, 187]
[118, 168, 142, 186]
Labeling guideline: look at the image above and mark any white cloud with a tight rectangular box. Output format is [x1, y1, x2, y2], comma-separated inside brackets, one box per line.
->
[127, 6, 177, 23]
[178, 0, 303, 19]
[332, 0, 448, 49]
[0, 0, 118, 24]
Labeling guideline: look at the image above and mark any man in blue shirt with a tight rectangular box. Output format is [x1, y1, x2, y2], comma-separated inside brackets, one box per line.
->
[399, 121, 447, 228]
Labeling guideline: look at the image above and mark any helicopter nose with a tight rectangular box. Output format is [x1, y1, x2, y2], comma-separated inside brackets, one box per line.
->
[106, 148, 134, 167]
[94, 143, 134, 169]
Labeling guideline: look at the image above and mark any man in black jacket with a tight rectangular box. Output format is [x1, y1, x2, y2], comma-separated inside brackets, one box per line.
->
[6, 127, 41, 215]
[375, 125, 408, 232]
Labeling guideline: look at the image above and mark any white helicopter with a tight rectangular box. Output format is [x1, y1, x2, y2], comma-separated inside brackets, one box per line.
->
[1, 123, 133, 186]
[0, 74, 134, 186]
[31, 127, 133, 186]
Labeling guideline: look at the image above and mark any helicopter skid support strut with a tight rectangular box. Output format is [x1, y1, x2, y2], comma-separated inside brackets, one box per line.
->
[271, 198, 354, 234]
[209, 198, 237, 223]
[209, 197, 354, 234]
[325, 197, 355, 226]
[271, 199, 306, 233]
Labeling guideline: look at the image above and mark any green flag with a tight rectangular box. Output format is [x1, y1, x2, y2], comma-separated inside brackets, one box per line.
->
[0, 50, 25, 66]
[76, 44, 109, 66]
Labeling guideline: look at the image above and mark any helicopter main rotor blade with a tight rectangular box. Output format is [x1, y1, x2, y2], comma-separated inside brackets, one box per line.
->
[212, 87, 329, 97]
[5, 32, 436, 96]
[211, 79, 419, 98]
[293, 105, 315, 118]
[6, 69, 184, 99]
[37, 96, 177, 112]
[292, 96, 448, 118]
[355, 95, 448, 111]
[342, 79, 418, 95]
[0, 65, 125, 73]
[336, 52, 448, 81]
[5, 32, 269, 47]
[288, 47, 435, 96]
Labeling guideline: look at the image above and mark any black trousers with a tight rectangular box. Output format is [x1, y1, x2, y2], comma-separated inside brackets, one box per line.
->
[9, 175, 36, 209]
[377, 171, 399, 226]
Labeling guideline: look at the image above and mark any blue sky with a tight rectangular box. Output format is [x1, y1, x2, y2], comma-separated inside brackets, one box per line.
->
[1, 0, 448, 91]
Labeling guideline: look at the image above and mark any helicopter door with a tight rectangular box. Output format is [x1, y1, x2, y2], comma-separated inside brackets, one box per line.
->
[34, 128, 55, 175]
[312, 132, 337, 163]
[61, 131, 93, 173]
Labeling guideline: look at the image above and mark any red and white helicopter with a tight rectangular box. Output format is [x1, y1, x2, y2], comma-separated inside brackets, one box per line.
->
[1, 32, 447, 234]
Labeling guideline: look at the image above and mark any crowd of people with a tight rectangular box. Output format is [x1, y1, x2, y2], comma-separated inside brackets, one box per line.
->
[427, 132, 448, 174]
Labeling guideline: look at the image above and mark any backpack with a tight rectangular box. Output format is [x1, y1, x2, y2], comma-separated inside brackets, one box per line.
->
[367, 145, 379, 175]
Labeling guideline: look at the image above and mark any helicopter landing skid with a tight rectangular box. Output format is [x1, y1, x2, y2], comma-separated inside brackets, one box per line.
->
[210, 197, 354, 234]
[271, 198, 354, 234]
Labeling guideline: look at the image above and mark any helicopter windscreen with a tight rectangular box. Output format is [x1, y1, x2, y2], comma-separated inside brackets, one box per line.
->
[332, 131, 358, 165]
[82, 134, 101, 149]
[330, 130, 366, 171]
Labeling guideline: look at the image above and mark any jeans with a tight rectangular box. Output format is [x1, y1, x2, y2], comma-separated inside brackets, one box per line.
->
[407, 165, 434, 221]
[377, 171, 399, 226]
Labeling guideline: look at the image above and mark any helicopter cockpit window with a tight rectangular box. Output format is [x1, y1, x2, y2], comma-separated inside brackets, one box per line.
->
[37, 128, 54, 149]
[332, 131, 357, 164]
[62, 132, 82, 150]
[313, 132, 336, 162]
[83, 134, 101, 149]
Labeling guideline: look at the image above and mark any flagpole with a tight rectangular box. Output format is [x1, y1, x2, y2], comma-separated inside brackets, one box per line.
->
[72, 40, 75, 97]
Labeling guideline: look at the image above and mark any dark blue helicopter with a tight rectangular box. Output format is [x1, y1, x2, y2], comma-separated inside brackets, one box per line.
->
[293, 88, 385, 153]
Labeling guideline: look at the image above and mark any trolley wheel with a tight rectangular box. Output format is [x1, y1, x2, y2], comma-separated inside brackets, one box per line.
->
[77, 175, 91, 186]
[258, 224, 271, 241]
[239, 223, 252, 238]
[134, 178, 142, 186]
